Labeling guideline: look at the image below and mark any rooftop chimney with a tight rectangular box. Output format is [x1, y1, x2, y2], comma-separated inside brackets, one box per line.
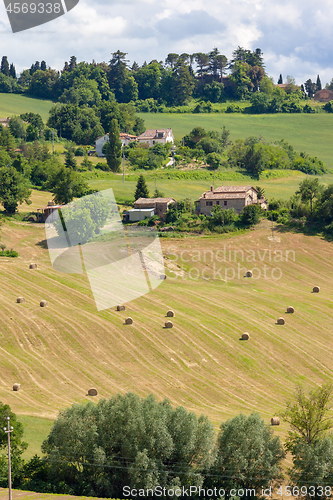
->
[210, 185, 213, 191]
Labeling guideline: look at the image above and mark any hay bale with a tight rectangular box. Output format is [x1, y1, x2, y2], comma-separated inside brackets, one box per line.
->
[166, 310, 175, 317]
[160, 274, 167, 280]
[165, 321, 173, 329]
[241, 332, 250, 340]
[313, 286, 320, 293]
[277, 317, 285, 325]
[125, 317, 133, 325]
[40, 300, 48, 307]
[16, 297, 25, 304]
[47, 200, 55, 206]
[287, 306, 295, 314]
[271, 417, 280, 426]
[29, 263, 37, 270]
[88, 388, 98, 396]
[245, 270, 253, 277]
[12, 383, 21, 392]
[116, 305, 125, 311]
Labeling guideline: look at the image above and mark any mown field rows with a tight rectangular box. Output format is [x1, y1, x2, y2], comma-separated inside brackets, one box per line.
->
[0, 213, 332, 456]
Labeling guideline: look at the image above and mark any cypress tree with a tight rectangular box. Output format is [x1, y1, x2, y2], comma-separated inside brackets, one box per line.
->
[105, 119, 122, 172]
[41, 60, 47, 71]
[316, 75, 322, 91]
[1, 56, 9, 76]
[277, 74, 283, 84]
[134, 174, 149, 200]
[9, 63, 16, 79]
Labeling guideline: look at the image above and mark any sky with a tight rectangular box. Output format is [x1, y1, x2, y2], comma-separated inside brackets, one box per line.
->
[0, 0, 333, 86]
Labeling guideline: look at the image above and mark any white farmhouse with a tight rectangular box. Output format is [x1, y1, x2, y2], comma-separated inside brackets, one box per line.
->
[136, 129, 174, 147]
[95, 132, 137, 157]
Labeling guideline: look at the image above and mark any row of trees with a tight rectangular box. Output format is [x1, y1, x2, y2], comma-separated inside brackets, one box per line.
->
[1, 384, 333, 499]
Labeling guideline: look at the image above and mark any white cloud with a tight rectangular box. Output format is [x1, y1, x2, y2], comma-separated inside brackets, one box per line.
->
[0, 0, 331, 84]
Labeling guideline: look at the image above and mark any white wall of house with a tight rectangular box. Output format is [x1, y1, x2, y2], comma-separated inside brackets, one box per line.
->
[95, 134, 109, 157]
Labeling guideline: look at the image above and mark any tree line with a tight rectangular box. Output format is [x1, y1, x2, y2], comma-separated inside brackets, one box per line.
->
[1, 384, 333, 499]
[1, 49, 333, 109]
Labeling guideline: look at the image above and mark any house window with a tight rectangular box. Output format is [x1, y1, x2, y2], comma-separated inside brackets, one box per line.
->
[206, 201, 212, 206]
[216, 201, 219, 205]
[224, 201, 227, 206]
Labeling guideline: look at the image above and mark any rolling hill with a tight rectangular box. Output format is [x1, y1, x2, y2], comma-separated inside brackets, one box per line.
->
[0, 209, 332, 451]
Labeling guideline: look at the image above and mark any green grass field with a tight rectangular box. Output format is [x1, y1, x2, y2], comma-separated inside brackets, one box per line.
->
[138, 112, 333, 170]
[0, 94, 54, 122]
[0, 488, 113, 500]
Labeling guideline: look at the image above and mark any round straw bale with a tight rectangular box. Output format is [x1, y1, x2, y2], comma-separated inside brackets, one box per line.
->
[245, 271, 253, 277]
[277, 317, 285, 325]
[12, 383, 21, 391]
[166, 310, 175, 317]
[29, 263, 37, 270]
[116, 305, 125, 311]
[160, 274, 167, 280]
[165, 321, 173, 328]
[287, 306, 295, 314]
[313, 286, 320, 293]
[88, 388, 98, 396]
[40, 300, 48, 307]
[125, 317, 133, 325]
[47, 200, 55, 206]
[16, 297, 25, 304]
[241, 332, 250, 340]
[271, 417, 280, 426]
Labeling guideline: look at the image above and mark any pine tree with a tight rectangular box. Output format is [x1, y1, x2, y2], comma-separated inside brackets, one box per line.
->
[64, 148, 77, 170]
[104, 119, 122, 172]
[278, 74, 283, 84]
[134, 174, 149, 200]
[1, 56, 9, 76]
[316, 75, 322, 91]
[41, 60, 47, 71]
[9, 63, 16, 79]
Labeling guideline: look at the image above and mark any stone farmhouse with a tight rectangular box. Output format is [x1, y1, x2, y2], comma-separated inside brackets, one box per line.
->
[123, 197, 176, 222]
[195, 186, 267, 215]
[136, 129, 174, 147]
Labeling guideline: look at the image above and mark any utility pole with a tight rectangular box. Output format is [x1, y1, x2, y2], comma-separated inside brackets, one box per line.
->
[3, 416, 13, 500]
[122, 148, 125, 183]
[51, 130, 55, 154]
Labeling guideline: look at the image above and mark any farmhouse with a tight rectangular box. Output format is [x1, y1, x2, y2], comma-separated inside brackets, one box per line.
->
[123, 197, 176, 222]
[95, 132, 137, 157]
[195, 186, 266, 215]
[136, 129, 174, 147]
[313, 89, 333, 102]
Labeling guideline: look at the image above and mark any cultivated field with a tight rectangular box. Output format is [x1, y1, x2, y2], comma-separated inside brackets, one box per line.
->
[1, 201, 333, 454]
[0, 94, 54, 122]
[138, 112, 333, 170]
[0, 488, 112, 500]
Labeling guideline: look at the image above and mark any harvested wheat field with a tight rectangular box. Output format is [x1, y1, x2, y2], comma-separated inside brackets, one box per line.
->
[0, 218, 332, 442]
[0, 488, 110, 500]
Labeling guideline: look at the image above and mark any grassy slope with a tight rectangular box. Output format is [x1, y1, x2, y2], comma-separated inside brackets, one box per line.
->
[138, 112, 333, 170]
[0, 94, 54, 122]
[0, 209, 332, 454]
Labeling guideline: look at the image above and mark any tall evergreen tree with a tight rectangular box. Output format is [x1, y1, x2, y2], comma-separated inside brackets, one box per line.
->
[9, 63, 16, 79]
[104, 118, 122, 172]
[278, 74, 283, 84]
[1, 56, 9, 76]
[69, 56, 77, 71]
[64, 147, 77, 170]
[316, 74, 322, 91]
[41, 60, 47, 71]
[134, 174, 149, 200]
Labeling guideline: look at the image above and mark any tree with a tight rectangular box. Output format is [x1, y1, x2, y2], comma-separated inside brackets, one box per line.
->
[104, 119, 122, 173]
[278, 74, 283, 84]
[289, 436, 333, 499]
[281, 383, 333, 450]
[296, 178, 323, 216]
[316, 75, 322, 91]
[0, 166, 31, 214]
[206, 152, 223, 170]
[53, 193, 109, 246]
[195, 53, 210, 84]
[0, 56, 9, 76]
[9, 63, 16, 79]
[304, 79, 316, 98]
[315, 185, 333, 225]
[40, 60, 47, 71]
[240, 204, 262, 226]
[64, 147, 78, 170]
[47, 166, 89, 205]
[207, 413, 285, 497]
[134, 174, 149, 200]
[42, 393, 215, 498]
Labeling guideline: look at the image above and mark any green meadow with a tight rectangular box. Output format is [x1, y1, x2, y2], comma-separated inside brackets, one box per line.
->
[0, 94, 54, 122]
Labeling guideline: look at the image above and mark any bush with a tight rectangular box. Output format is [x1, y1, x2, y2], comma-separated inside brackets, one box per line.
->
[240, 204, 262, 226]
[75, 146, 86, 156]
